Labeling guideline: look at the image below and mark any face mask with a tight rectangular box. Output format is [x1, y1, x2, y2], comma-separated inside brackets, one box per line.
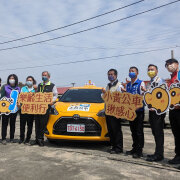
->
[42, 76, 48, 82]
[26, 81, 33, 87]
[108, 75, 115, 81]
[147, 71, 156, 78]
[129, 72, 136, 79]
[9, 79, 15, 85]
[167, 64, 177, 73]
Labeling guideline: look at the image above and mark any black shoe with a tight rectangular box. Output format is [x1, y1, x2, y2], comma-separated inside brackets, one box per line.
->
[147, 154, 154, 158]
[24, 139, 30, 145]
[10, 139, 16, 143]
[146, 154, 164, 162]
[126, 149, 136, 155]
[19, 139, 24, 144]
[168, 155, 180, 164]
[133, 152, 143, 159]
[38, 140, 44, 147]
[107, 147, 115, 153]
[110, 149, 123, 154]
[115, 149, 123, 154]
[30, 140, 38, 146]
[2, 140, 7, 145]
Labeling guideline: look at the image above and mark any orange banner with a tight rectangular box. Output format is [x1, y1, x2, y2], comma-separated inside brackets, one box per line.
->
[18, 92, 53, 114]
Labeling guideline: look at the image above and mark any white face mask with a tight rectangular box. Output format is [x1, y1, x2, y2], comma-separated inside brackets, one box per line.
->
[9, 79, 15, 85]
[167, 64, 177, 73]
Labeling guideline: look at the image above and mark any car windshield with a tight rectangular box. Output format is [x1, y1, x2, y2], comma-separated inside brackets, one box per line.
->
[60, 89, 104, 103]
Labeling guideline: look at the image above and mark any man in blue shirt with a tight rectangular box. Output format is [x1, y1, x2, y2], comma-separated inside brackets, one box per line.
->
[126, 66, 146, 158]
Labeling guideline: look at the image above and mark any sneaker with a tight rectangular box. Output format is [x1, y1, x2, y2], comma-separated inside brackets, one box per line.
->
[168, 155, 180, 164]
[2, 140, 7, 145]
[10, 139, 16, 143]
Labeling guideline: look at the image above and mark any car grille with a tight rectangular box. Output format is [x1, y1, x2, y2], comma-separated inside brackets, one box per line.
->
[53, 117, 101, 136]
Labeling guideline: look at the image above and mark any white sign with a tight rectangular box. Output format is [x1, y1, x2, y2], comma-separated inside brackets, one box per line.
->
[67, 104, 90, 111]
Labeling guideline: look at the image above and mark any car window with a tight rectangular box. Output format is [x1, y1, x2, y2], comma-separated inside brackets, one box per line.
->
[60, 89, 104, 103]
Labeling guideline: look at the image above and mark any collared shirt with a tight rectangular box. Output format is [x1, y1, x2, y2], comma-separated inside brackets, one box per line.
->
[150, 76, 164, 85]
[106, 79, 123, 92]
[40, 81, 58, 102]
[149, 76, 165, 90]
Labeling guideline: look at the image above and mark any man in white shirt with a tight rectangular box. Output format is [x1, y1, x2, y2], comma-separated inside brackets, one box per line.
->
[102, 69, 124, 154]
[146, 64, 166, 162]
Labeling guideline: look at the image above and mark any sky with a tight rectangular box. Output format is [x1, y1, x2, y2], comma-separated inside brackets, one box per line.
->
[0, 0, 180, 87]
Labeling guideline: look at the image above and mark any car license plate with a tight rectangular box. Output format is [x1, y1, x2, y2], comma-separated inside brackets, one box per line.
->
[67, 124, 85, 133]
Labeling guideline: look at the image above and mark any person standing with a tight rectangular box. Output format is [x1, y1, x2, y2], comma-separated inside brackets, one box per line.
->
[1, 74, 21, 145]
[146, 64, 166, 162]
[32, 71, 58, 146]
[102, 69, 124, 154]
[125, 66, 146, 158]
[19, 76, 37, 144]
[165, 59, 180, 164]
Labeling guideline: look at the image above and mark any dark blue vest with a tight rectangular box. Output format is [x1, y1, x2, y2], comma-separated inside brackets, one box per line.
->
[126, 79, 144, 111]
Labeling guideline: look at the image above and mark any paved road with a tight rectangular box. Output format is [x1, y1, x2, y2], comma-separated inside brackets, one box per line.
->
[0, 116, 179, 180]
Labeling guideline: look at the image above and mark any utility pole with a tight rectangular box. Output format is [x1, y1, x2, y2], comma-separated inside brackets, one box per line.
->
[171, 50, 174, 59]
[71, 83, 75, 87]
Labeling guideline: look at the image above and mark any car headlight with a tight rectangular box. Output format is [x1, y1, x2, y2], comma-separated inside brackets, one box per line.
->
[97, 109, 105, 117]
[49, 105, 59, 115]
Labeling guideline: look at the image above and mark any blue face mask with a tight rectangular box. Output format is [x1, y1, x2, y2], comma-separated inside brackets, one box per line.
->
[108, 75, 115, 81]
[26, 81, 33, 87]
[129, 72, 136, 79]
[42, 76, 48, 82]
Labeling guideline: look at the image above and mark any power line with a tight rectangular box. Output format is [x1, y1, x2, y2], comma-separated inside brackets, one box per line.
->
[0, 0, 179, 52]
[0, 45, 179, 71]
[0, 0, 145, 45]
[0, 28, 180, 51]
[111, 31, 180, 48]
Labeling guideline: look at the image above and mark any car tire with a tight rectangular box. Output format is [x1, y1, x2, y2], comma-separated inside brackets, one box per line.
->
[47, 138, 56, 144]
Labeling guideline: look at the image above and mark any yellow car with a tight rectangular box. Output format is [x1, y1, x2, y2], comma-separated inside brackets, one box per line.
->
[45, 85, 109, 142]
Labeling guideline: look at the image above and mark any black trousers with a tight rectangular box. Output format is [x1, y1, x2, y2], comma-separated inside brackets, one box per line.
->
[1, 113, 18, 140]
[20, 113, 34, 141]
[105, 115, 123, 151]
[169, 109, 180, 156]
[149, 111, 166, 156]
[35, 110, 49, 141]
[129, 111, 144, 153]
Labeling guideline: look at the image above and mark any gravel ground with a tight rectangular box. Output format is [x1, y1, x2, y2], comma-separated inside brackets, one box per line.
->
[0, 115, 179, 180]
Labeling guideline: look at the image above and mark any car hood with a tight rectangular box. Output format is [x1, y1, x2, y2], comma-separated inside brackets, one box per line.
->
[55, 102, 104, 114]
